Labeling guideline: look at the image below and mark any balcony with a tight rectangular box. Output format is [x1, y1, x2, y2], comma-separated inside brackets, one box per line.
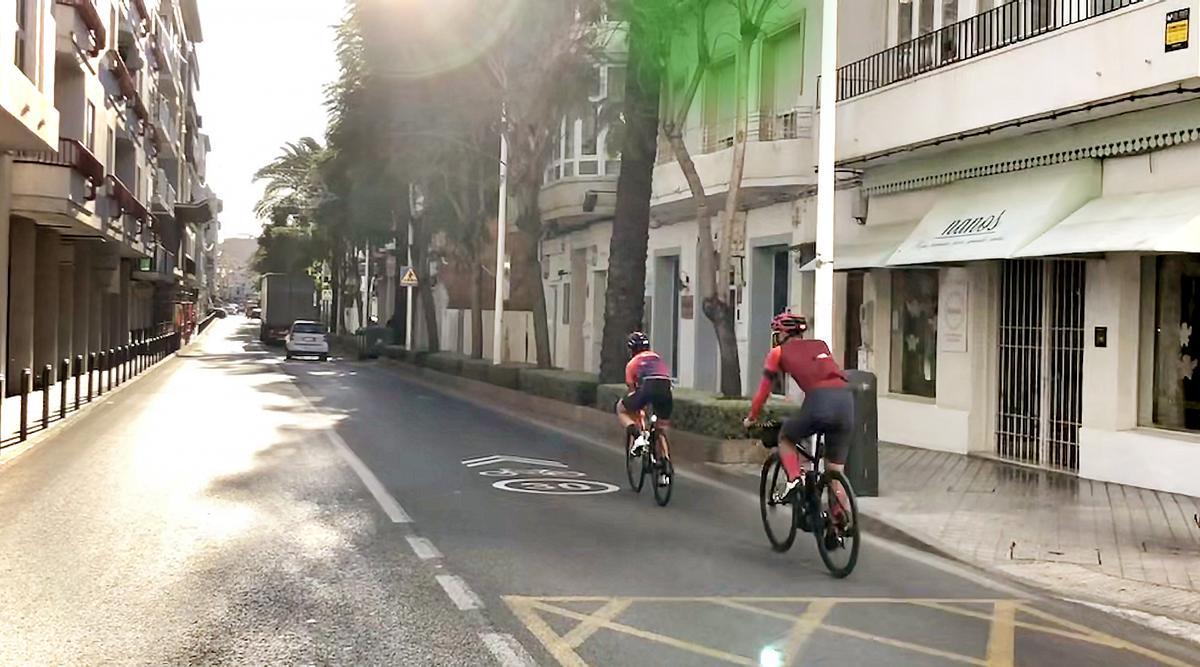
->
[835, 0, 1200, 162]
[650, 106, 815, 223]
[132, 244, 177, 283]
[0, 63, 60, 152]
[107, 174, 151, 241]
[107, 50, 151, 129]
[55, 0, 106, 58]
[11, 138, 104, 231]
[152, 169, 177, 213]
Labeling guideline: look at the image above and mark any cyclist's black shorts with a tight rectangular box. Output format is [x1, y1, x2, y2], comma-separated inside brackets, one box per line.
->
[619, 378, 674, 421]
[781, 387, 854, 464]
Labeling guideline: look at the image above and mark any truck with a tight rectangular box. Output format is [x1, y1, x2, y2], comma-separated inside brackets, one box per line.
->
[259, 273, 318, 344]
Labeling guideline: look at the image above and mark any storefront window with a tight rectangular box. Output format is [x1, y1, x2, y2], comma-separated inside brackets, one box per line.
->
[1150, 256, 1200, 430]
[890, 270, 938, 398]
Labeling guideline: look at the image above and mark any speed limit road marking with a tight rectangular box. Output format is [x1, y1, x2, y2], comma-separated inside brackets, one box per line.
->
[492, 478, 620, 496]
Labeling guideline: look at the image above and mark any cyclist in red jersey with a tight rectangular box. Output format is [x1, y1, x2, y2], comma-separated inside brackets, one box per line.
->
[744, 313, 854, 505]
[617, 332, 673, 467]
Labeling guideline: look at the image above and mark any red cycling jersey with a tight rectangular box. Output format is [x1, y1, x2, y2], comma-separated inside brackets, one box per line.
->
[749, 339, 847, 420]
[625, 350, 672, 389]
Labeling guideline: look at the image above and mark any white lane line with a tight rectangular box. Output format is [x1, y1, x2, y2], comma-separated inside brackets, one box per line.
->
[437, 574, 484, 611]
[480, 632, 537, 667]
[406, 535, 443, 560]
[295, 389, 412, 524]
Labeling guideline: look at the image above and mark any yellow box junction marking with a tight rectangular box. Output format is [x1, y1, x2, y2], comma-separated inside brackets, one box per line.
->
[503, 595, 1194, 667]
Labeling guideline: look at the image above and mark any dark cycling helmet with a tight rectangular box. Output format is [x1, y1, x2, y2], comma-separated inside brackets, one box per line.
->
[770, 312, 807, 336]
[626, 331, 651, 354]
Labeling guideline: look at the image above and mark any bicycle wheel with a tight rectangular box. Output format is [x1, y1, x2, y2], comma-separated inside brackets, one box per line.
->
[813, 469, 861, 578]
[653, 435, 673, 507]
[625, 434, 646, 493]
[759, 452, 797, 552]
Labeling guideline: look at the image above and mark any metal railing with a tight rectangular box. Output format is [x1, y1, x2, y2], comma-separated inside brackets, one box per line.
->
[55, 0, 106, 56]
[13, 138, 105, 198]
[1, 333, 181, 447]
[837, 0, 1144, 101]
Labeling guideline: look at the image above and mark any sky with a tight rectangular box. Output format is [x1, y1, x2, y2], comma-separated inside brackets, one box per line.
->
[197, 1, 346, 241]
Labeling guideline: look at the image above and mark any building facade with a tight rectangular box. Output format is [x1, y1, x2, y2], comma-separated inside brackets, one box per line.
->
[1, 0, 219, 394]
[523, 0, 1200, 496]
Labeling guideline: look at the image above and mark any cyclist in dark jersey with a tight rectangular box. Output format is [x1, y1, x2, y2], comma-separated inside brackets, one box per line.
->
[744, 312, 854, 504]
[617, 332, 673, 464]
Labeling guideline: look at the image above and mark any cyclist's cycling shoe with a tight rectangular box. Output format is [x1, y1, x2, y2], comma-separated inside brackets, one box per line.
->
[629, 434, 648, 457]
[658, 473, 670, 487]
[772, 477, 802, 505]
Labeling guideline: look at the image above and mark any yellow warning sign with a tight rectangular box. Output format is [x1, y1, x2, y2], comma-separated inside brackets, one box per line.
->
[1166, 9, 1189, 52]
[399, 267, 419, 287]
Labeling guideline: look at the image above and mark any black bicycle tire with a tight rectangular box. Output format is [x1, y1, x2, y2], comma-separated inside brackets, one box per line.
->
[653, 435, 673, 507]
[625, 434, 645, 493]
[759, 452, 797, 552]
[813, 469, 861, 578]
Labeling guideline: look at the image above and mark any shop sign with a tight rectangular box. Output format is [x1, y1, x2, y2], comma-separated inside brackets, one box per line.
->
[939, 270, 969, 354]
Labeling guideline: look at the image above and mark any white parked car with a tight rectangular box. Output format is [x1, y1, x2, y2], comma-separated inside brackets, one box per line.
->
[285, 320, 330, 361]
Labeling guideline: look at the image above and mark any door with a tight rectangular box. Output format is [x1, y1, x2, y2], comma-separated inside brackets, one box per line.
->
[995, 259, 1085, 472]
[591, 271, 607, 372]
[844, 272, 865, 370]
[568, 250, 587, 371]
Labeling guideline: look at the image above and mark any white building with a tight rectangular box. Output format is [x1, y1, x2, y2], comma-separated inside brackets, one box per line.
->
[831, 0, 1200, 496]
[532, 0, 1200, 497]
[1, 0, 218, 391]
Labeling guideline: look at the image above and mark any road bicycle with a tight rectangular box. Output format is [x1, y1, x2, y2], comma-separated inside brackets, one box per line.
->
[624, 408, 673, 507]
[751, 420, 860, 578]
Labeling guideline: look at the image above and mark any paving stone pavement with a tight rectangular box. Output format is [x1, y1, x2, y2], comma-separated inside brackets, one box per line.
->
[727, 442, 1200, 634]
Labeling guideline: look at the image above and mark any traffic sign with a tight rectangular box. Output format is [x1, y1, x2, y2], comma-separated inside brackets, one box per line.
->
[399, 266, 419, 287]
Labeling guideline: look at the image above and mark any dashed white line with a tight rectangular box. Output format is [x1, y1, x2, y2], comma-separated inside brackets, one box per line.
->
[437, 574, 484, 611]
[405, 535, 443, 560]
[480, 632, 537, 667]
[295, 389, 412, 524]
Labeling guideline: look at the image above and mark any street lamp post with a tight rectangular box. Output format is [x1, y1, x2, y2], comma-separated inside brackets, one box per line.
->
[492, 112, 509, 365]
[814, 0, 839, 352]
[407, 184, 423, 349]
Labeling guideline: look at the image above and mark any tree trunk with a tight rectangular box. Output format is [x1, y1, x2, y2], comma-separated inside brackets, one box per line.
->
[330, 234, 343, 334]
[470, 259, 484, 358]
[412, 220, 440, 352]
[599, 18, 661, 384]
[521, 229, 552, 368]
[707, 35, 755, 398]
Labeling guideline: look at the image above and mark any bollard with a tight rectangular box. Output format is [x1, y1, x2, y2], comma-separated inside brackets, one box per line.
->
[19, 369, 31, 441]
[117, 346, 125, 386]
[60, 359, 69, 420]
[0, 373, 5, 438]
[97, 352, 106, 396]
[41, 364, 51, 429]
[75, 355, 83, 410]
[88, 352, 96, 401]
[107, 349, 115, 391]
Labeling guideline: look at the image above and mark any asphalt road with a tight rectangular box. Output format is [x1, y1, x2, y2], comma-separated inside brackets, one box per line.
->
[0, 317, 1197, 666]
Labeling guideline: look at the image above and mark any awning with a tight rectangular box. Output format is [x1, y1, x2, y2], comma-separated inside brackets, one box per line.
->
[1018, 186, 1200, 257]
[886, 161, 1100, 266]
[798, 221, 918, 272]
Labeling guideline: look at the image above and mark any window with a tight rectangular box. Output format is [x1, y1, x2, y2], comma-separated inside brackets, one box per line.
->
[14, 0, 29, 76]
[606, 66, 625, 103]
[85, 102, 97, 152]
[890, 270, 938, 398]
[580, 108, 597, 156]
[1148, 256, 1200, 431]
[106, 128, 116, 173]
[898, 0, 914, 43]
[704, 58, 736, 152]
[759, 22, 804, 139]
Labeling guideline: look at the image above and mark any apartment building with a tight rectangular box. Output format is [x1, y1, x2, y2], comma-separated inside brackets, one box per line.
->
[832, 0, 1200, 496]
[1, 0, 218, 393]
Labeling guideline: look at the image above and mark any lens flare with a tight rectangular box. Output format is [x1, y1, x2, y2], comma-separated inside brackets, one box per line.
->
[759, 646, 784, 667]
[373, 0, 525, 80]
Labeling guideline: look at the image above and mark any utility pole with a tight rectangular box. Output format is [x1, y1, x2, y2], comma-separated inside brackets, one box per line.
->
[814, 0, 839, 352]
[492, 113, 508, 365]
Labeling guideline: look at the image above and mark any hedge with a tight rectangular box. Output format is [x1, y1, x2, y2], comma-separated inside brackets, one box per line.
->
[518, 368, 599, 406]
[487, 362, 534, 390]
[597, 383, 798, 439]
[423, 352, 466, 375]
[459, 356, 492, 383]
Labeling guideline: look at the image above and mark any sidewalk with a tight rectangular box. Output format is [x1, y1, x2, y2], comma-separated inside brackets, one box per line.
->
[746, 443, 1200, 629]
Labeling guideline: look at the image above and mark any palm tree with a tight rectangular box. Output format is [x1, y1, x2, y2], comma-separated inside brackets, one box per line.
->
[252, 137, 327, 224]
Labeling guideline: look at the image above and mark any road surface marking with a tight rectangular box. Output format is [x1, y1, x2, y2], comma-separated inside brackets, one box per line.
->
[405, 536, 442, 560]
[560, 598, 632, 648]
[985, 601, 1016, 667]
[295, 390, 412, 523]
[504, 597, 589, 667]
[437, 574, 484, 611]
[492, 478, 620, 496]
[462, 455, 569, 468]
[1018, 604, 1196, 667]
[716, 599, 833, 666]
[480, 632, 537, 667]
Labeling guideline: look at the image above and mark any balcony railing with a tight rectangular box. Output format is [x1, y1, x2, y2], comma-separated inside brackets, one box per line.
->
[13, 138, 105, 199]
[55, 0, 106, 56]
[131, 0, 150, 32]
[655, 106, 816, 163]
[108, 175, 151, 223]
[837, 0, 1144, 101]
